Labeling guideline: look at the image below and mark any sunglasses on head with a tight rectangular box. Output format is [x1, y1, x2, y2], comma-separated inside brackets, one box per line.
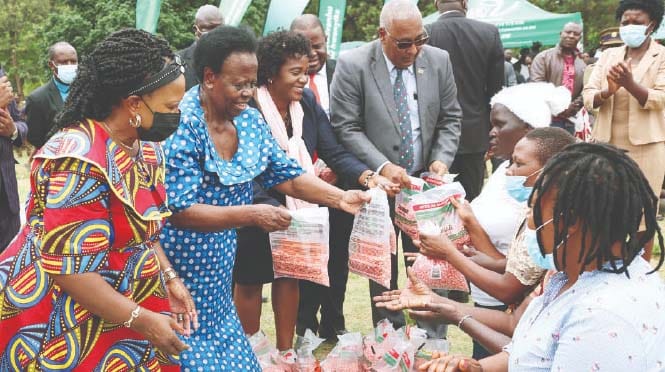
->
[384, 29, 429, 49]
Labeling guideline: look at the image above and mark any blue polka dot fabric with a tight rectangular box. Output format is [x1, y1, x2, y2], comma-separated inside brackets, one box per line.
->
[160, 87, 303, 371]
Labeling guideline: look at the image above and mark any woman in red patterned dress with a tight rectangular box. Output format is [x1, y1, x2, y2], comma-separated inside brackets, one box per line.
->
[0, 29, 195, 371]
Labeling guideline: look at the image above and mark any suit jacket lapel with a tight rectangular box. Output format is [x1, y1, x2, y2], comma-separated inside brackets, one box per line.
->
[370, 42, 400, 133]
[47, 79, 64, 107]
[414, 51, 433, 155]
[633, 40, 659, 84]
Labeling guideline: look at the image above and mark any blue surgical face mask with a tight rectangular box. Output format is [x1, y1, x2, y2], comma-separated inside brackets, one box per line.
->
[505, 168, 541, 203]
[525, 218, 567, 271]
[619, 23, 651, 48]
[56, 64, 78, 85]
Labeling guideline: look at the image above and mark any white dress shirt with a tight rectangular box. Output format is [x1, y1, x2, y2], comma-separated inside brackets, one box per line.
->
[379, 53, 424, 175]
[305, 62, 330, 117]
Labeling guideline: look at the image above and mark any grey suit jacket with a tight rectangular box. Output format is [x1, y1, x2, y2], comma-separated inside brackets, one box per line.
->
[330, 41, 462, 171]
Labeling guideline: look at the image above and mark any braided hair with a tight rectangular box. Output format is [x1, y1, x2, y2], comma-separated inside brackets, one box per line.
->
[531, 142, 664, 275]
[50, 29, 174, 138]
[616, 0, 665, 31]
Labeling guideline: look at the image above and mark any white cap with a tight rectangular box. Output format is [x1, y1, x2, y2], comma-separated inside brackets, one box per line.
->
[490, 82, 571, 128]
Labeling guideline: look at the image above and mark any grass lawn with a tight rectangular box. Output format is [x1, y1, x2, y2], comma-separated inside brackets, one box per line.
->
[12, 150, 665, 360]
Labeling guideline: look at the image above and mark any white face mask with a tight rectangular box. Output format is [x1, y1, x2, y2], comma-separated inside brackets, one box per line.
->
[619, 23, 651, 48]
[56, 64, 78, 85]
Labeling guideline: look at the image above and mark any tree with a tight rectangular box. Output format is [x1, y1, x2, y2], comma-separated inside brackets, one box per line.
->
[529, 0, 617, 51]
[0, 0, 54, 99]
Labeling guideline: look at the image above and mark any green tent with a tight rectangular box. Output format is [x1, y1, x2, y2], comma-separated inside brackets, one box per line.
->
[423, 0, 583, 49]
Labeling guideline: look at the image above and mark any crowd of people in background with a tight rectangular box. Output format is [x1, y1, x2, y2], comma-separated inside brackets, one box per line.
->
[0, 0, 664, 371]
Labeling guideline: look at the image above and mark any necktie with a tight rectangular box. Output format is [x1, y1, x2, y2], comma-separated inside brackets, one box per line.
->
[308, 73, 321, 103]
[393, 68, 414, 171]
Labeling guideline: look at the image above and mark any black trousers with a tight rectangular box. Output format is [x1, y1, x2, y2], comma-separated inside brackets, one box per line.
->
[449, 152, 486, 202]
[471, 302, 509, 359]
[297, 207, 354, 337]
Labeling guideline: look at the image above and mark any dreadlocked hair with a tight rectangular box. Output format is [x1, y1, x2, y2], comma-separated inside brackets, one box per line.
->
[616, 0, 665, 31]
[49, 29, 174, 139]
[531, 142, 664, 276]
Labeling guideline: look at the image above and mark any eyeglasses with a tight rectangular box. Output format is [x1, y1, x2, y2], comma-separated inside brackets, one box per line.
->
[384, 29, 429, 50]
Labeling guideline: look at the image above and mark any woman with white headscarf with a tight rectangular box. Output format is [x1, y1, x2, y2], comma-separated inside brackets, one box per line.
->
[402, 83, 574, 359]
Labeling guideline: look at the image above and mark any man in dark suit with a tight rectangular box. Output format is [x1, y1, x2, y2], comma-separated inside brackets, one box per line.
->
[25, 41, 77, 149]
[291, 14, 336, 116]
[178, 5, 224, 91]
[290, 14, 348, 340]
[0, 69, 28, 252]
[425, 0, 504, 202]
[331, 0, 462, 338]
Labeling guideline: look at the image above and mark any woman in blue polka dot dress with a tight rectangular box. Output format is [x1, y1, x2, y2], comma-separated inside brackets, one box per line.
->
[160, 26, 370, 371]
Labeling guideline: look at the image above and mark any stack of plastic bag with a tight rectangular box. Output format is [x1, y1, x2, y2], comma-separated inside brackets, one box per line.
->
[270, 207, 330, 286]
[295, 329, 326, 372]
[348, 188, 395, 288]
[320, 332, 366, 372]
[320, 320, 449, 371]
[248, 331, 283, 371]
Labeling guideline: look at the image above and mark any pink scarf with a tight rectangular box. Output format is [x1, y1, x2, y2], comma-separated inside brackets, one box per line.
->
[256, 86, 316, 210]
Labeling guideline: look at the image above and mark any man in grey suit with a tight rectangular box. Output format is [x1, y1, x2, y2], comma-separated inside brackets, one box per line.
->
[330, 0, 462, 335]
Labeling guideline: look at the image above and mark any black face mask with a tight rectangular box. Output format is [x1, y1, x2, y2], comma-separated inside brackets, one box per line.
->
[138, 99, 181, 142]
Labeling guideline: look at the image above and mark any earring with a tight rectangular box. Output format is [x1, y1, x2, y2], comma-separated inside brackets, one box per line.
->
[268, 78, 273, 85]
[129, 114, 142, 128]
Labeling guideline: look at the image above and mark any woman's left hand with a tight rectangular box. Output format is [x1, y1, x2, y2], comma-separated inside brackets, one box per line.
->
[415, 232, 457, 260]
[368, 174, 401, 197]
[166, 279, 198, 337]
[419, 354, 483, 372]
[339, 190, 372, 214]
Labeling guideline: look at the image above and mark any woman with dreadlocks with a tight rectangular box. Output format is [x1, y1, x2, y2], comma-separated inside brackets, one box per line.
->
[377, 143, 665, 371]
[0, 29, 196, 370]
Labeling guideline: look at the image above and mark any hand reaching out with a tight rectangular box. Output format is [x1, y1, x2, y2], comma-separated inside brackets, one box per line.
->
[373, 267, 435, 311]
[419, 353, 483, 372]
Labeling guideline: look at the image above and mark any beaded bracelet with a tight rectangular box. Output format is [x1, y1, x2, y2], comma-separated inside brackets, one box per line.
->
[124, 305, 142, 328]
[457, 314, 473, 330]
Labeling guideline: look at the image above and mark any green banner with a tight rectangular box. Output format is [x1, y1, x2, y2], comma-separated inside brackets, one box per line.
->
[263, 0, 310, 36]
[219, 0, 253, 26]
[136, 0, 162, 34]
[319, 0, 346, 60]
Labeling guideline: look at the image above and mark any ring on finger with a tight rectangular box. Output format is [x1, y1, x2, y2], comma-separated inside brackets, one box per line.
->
[177, 313, 184, 322]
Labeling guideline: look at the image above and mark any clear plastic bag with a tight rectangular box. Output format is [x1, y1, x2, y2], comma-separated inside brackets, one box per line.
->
[295, 329, 326, 372]
[398, 182, 471, 291]
[348, 188, 394, 288]
[320, 332, 365, 372]
[411, 254, 470, 291]
[248, 330, 279, 371]
[270, 207, 330, 286]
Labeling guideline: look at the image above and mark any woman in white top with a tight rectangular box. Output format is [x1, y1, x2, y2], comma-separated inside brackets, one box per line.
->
[377, 142, 665, 371]
[409, 83, 573, 359]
